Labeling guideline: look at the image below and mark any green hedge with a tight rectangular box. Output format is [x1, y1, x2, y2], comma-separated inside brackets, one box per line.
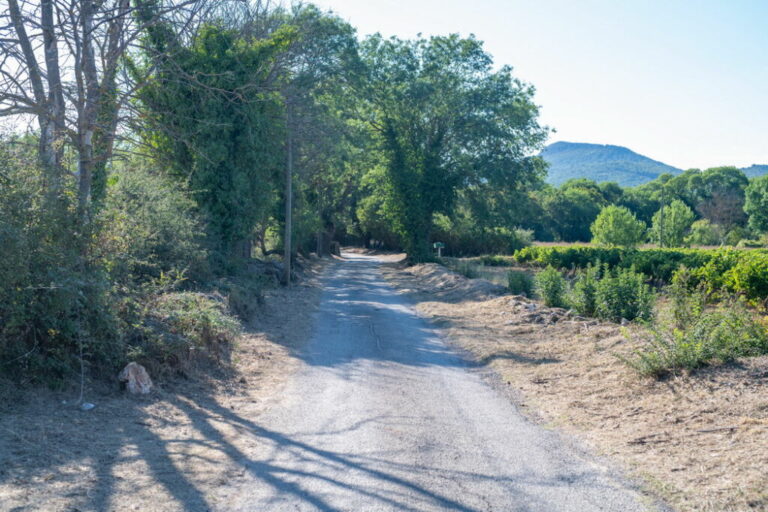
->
[513, 246, 768, 301]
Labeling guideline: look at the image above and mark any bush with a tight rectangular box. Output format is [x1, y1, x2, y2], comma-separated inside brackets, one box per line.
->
[594, 267, 654, 322]
[535, 266, 568, 308]
[127, 292, 241, 378]
[98, 167, 208, 286]
[667, 266, 705, 329]
[479, 255, 516, 266]
[453, 260, 479, 279]
[432, 216, 533, 257]
[507, 270, 534, 296]
[515, 246, 768, 302]
[0, 143, 122, 385]
[569, 264, 601, 317]
[626, 298, 768, 378]
[726, 252, 768, 303]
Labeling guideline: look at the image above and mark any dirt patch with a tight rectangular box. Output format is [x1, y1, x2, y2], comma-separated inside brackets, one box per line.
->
[0, 259, 331, 512]
[383, 262, 768, 512]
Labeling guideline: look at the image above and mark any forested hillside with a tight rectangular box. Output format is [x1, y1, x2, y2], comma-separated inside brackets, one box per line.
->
[541, 141, 682, 186]
[542, 140, 768, 186]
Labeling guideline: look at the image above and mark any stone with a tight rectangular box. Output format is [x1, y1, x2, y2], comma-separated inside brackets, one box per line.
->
[118, 362, 153, 395]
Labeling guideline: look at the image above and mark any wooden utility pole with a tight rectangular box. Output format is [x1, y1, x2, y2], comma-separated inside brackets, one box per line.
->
[283, 102, 293, 285]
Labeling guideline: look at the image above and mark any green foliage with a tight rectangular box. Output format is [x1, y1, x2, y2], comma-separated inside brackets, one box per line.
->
[359, 34, 547, 262]
[432, 213, 533, 256]
[594, 267, 654, 322]
[0, 143, 120, 385]
[127, 292, 241, 378]
[542, 181, 605, 242]
[667, 266, 705, 329]
[98, 167, 208, 285]
[650, 199, 695, 247]
[569, 264, 601, 317]
[745, 175, 768, 233]
[514, 246, 756, 284]
[453, 261, 480, 279]
[726, 252, 768, 303]
[507, 270, 535, 296]
[626, 298, 768, 378]
[591, 205, 647, 247]
[136, 20, 291, 262]
[535, 266, 568, 308]
[479, 255, 517, 266]
[685, 219, 721, 246]
[515, 245, 626, 269]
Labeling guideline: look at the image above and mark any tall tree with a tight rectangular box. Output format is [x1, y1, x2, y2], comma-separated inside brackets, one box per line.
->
[650, 199, 695, 247]
[358, 34, 547, 262]
[135, 8, 295, 262]
[745, 175, 768, 234]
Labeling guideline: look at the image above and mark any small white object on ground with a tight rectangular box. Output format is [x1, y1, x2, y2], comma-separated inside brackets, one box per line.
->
[80, 402, 95, 411]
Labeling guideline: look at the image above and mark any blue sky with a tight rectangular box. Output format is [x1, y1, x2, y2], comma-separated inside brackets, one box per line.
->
[311, 0, 768, 169]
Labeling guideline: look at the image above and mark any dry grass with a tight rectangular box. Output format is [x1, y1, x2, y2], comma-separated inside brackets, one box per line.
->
[383, 261, 768, 512]
[0, 259, 329, 512]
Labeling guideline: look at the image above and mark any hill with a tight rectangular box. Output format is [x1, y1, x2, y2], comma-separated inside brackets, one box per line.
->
[540, 141, 768, 187]
[741, 164, 768, 179]
[540, 142, 682, 187]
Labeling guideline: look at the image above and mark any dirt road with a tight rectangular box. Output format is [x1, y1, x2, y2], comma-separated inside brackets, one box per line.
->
[217, 254, 657, 511]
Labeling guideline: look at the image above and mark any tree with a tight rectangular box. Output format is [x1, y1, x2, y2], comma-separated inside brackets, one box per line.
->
[136, 18, 292, 261]
[685, 219, 722, 246]
[357, 34, 547, 262]
[0, 0, 210, 218]
[542, 180, 606, 242]
[650, 199, 695, 247]
[591, 205, 647, 247]
[744, 175, 768, 234]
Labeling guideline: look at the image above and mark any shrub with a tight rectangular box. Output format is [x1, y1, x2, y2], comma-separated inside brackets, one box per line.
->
[507, 270, 534, 296]
[479, 255, 516, 266]
[594, 267, 654, 322]
[569, 264, 601, 317]
[98, 167, 208, 286]
[685, 219, 721, 246]
[432, 217, 533, 257]
[591, 205, 647, 248]
[515, 246, 768, 302]
[127, 292, 241, 378]
[726, 253, 768, 303]
[626, 298, 768, 378]
[0, 143, 121, 385]
[535, 266, 568, 308]
[454, 260, 479, 279]
[667, 266, 705, 329]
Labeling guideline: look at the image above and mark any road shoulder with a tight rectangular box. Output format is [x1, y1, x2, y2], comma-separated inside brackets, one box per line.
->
[0, 258, 333, 512]
[381, 258, 768, 512]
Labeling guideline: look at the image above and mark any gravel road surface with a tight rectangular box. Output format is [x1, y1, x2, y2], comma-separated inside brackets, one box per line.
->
[221, 254, 657, 511]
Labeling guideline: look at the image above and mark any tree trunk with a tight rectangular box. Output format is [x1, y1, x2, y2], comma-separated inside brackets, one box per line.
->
[282, 104, 293, 285]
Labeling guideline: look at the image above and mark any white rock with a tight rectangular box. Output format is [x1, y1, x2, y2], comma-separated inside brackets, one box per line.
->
[118, 362, 153, 395]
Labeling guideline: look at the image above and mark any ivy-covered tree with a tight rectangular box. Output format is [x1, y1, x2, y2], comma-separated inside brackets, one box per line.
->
[357, 34, 547, 262]
[135, 14, 294, 262]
